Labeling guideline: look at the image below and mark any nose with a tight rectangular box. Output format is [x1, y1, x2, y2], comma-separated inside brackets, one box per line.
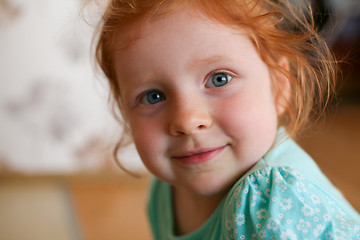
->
[169, 98, 213, 136]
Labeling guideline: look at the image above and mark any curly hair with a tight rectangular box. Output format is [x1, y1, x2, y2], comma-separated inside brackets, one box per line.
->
[94, 0, 336, 155]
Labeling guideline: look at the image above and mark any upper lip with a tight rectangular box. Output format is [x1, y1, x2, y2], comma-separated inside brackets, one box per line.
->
[171, 145, 227, 159]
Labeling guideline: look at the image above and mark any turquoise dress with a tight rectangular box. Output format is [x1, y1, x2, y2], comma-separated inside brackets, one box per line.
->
[147, 129, 360, 239]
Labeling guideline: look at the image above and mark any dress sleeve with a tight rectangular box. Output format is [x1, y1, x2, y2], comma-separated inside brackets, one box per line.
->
[222, 167, 360, 240]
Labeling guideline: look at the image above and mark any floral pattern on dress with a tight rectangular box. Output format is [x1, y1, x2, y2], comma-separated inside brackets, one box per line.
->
[223, 167, 360, 239]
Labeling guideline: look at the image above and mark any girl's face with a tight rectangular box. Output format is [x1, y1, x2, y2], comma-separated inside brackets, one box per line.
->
[114, 9, 282, 197]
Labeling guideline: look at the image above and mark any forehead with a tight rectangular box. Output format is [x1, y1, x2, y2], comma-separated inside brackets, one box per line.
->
[112, 8, 255, 77]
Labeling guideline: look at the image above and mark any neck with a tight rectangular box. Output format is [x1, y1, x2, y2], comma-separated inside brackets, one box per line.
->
[172, 187, 225, 235]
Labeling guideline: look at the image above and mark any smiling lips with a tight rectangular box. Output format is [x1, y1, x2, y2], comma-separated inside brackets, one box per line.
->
[172, 145, 227, 165]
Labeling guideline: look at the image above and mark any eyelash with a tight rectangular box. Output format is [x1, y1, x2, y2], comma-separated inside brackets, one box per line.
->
[139, 89, 166, 105]
[137, 70, 235, 106]
[205, 71, 233, 88]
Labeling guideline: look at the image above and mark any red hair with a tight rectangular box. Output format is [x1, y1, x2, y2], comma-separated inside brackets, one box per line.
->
[94, 0, 336, 146]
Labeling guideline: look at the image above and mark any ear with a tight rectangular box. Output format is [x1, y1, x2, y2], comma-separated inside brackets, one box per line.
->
[274, 56, 291, 116]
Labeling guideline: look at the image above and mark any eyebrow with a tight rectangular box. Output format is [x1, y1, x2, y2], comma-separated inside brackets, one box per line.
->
[187, 55, 232, 71]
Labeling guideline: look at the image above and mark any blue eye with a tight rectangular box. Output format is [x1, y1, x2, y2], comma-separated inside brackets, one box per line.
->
[141, 90, 165, 105]
[206, 72, 232, 88]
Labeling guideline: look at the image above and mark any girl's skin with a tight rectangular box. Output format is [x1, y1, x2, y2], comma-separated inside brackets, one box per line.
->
[114, 8, 289, 234]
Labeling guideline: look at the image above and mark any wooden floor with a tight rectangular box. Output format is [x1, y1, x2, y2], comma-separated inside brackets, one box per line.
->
[0, 174, 152, 240]
[69, 175, 151, 240]
[0, 103, 359, 240]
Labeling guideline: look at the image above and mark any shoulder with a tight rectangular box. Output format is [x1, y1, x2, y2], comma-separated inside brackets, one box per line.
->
[222, 167, 360, 239]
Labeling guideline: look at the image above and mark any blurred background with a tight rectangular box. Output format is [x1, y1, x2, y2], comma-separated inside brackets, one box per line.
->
[0, 0, 359, 239]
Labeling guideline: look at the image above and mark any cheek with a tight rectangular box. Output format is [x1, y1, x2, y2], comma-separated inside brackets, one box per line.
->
[216, 91, 278, 149]
[218, 92, 277, 125]
[129, 118, 177, 183]
[129, 119, 160, 157]
[128, 117, 168, 170]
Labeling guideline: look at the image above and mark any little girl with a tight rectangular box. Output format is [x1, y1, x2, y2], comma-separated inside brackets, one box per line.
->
[94, 0, 360, 239]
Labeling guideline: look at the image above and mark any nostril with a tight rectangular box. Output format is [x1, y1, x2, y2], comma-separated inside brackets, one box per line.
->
[168, 107, 213, 136]
[169, 118, 213, 136]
